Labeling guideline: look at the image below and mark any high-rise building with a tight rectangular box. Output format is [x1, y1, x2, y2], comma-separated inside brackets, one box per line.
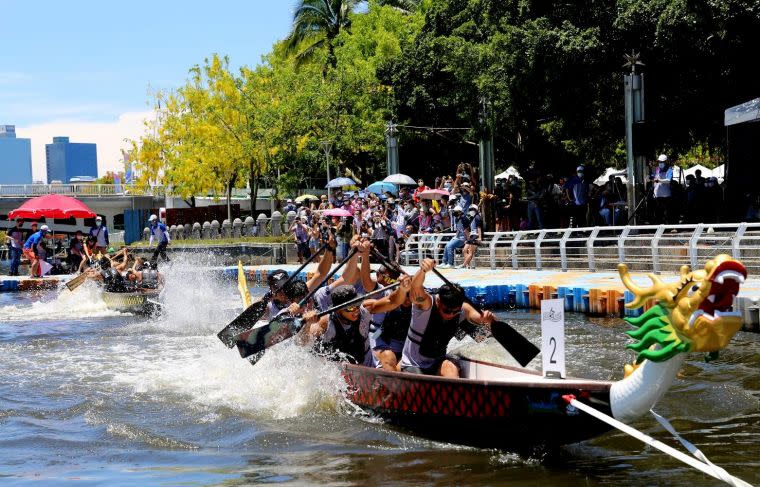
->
[45, 136, 98, 183]
[0, 125, 33, 184]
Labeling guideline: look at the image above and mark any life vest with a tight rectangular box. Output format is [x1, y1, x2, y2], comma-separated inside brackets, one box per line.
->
[380, 305, 412, 343]
[411, 300, 461, 359]
[141, 269, 159, 289]
[102, 268, 127, 292]
[321, 314, 369, 365]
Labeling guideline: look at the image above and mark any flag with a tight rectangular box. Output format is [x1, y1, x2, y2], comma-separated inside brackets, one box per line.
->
[237, 260, 252, 308]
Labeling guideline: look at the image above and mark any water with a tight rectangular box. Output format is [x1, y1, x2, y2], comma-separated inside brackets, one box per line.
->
[1, 264, 758, 486]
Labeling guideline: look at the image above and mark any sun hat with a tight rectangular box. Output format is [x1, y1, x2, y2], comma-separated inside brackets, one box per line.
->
[149, 214, 157, 221]
[40, 224, 49, 232]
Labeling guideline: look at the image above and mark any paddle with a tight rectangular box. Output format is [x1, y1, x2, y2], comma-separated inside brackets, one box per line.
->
[66, 242, 97, 292]
[429, 267, 540, 367]
[216, 242, 331, 348]
[235, 281, 401, 359]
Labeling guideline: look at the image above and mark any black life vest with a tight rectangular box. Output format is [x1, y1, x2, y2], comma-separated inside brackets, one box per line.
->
[417, 301, 461, 359]
[321, 315, 368, 365]
[141, 269, 159, 289]
[380, 305, 412, 343]
[102, 268, 127, 292]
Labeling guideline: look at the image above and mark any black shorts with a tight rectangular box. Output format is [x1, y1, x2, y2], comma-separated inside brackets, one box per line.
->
[401, 356, 460, 375]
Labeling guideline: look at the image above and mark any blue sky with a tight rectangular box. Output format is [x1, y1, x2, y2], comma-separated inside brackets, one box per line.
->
[0, 1, 294, 179]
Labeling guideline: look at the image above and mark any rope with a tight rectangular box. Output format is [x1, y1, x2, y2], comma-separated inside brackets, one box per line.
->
[649, 409, 751, 487]
[562, 395, 752, 487]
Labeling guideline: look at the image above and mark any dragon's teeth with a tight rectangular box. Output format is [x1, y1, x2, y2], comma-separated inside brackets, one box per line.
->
[715, 270, 746, 284]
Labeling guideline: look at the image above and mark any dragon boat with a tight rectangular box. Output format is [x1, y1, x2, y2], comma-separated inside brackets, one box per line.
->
[102, 287, 162, 315]
[341, 254, 747, 449]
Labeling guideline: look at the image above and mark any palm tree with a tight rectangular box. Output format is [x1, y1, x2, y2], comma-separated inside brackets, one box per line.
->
[284, 0, 358, 72]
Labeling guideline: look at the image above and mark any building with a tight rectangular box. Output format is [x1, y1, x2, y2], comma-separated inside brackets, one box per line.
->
[0, 125, 33, 184]
[45, 136, 97, 183]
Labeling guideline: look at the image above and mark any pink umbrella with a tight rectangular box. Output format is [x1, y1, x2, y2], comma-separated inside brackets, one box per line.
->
[321, 208, 353, 217]
[9, 194, 97, 219]
[418, 189, 450, 200]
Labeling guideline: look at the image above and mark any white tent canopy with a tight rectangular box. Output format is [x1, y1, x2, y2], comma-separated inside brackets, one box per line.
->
[683, 164, 712, 178]
[593, 167, 628, 186]
[495, 166, 521, 179]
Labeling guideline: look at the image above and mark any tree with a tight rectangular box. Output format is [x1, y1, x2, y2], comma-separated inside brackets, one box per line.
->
[284, 0, 359, 73]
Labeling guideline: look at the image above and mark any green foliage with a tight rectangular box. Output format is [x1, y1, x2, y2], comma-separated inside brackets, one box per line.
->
[127, 0, 758, 195]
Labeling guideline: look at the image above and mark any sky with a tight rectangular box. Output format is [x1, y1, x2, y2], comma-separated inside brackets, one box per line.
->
[0, 1, 294, 181]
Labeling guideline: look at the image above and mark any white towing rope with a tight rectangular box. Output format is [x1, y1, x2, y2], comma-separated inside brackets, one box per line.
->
[562, 395, 753, 487]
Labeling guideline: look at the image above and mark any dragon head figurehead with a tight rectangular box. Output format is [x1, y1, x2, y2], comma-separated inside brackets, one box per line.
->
[618, 254, 746, 374]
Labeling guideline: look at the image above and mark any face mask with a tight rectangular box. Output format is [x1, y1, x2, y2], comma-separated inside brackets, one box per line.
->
[659, 163, 665, 169]
[468, 211, 476, 217]
[418, 182, 424, 187]
[96, 221, 102, 227]
[577, 172, 584, 178]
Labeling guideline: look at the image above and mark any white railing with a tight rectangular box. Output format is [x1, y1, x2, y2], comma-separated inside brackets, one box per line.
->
[0, 183, 142, 197]
[402, 223, 760, 274]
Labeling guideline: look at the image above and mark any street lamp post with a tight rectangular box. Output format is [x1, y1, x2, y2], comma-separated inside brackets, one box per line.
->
[321, 140, 333, 201]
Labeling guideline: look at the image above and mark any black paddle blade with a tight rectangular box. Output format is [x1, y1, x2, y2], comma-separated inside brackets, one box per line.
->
[491, 320, 540, 367]
[234, 316, 304, 359]
[217, 298, 269, 348]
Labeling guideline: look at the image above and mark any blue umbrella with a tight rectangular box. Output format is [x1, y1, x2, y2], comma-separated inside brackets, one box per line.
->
[326, 177, 356, 189]
[366, 181, 398, 195]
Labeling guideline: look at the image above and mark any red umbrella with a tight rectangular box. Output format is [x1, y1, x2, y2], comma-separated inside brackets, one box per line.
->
[8, 194, 97, 220]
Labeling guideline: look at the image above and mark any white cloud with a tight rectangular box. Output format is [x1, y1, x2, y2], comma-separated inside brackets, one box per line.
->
[15, 111, 154, 182]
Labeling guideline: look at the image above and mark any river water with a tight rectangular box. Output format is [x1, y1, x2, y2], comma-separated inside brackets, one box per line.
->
[0, 264, 758, 486]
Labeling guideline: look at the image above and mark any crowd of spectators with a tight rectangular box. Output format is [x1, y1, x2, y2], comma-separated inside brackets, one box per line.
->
[282, 157, 730, 267]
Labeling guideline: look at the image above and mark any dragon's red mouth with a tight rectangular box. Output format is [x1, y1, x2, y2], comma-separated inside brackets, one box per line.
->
[691, 260, 746, 327]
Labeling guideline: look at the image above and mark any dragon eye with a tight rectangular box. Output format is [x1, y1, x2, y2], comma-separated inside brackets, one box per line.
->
[687, 284, 700, 297]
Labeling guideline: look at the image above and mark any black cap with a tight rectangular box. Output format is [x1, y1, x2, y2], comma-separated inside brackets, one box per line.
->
[267, 269, 289, 289]
[332, 284, 358, 307]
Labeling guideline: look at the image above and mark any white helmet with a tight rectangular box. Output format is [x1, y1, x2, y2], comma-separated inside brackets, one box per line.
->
[149, 214, 158, 222]
[40, 224, 50, 232]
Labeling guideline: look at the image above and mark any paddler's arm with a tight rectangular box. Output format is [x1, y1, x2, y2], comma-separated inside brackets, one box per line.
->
[410, 259, 434, 311]
[306, 233, 335, 292]
[331, 236, 361, 288]
[359, 239, 376, 292]
[462, 302, 495, 327]
[295, 310, 328, 345]
[363, 274, 410, 314]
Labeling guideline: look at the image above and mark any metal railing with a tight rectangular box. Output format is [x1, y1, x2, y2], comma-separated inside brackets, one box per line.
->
[402, 223, 760, 274]
[0, 183, 144, 197]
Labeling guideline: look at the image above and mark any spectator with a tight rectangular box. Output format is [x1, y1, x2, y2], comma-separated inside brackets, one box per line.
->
[440, 206, 466, 268]
[6, 219, 25, 276]
[89, 216, 109, 254]
[290, 216, 311, 264]
[564, 165, 590, 227]
[650, 154, 674, 224]
[460, 204, 482, 269]
[412, 179, 429, 203]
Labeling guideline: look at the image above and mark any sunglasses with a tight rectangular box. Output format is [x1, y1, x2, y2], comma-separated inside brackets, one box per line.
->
[342, 305, 360, 313]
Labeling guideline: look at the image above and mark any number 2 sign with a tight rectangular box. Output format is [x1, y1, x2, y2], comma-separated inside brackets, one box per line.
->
[541, 299, 566, 379]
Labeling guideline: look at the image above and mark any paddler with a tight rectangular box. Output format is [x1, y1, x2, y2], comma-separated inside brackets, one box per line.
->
[301, 284, 377, 367]
[363, 273, 413, 371]
[400, 258, 495, 378]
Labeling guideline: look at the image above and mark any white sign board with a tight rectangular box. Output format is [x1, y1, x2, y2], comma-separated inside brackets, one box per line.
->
[541, 299, 566, 378]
